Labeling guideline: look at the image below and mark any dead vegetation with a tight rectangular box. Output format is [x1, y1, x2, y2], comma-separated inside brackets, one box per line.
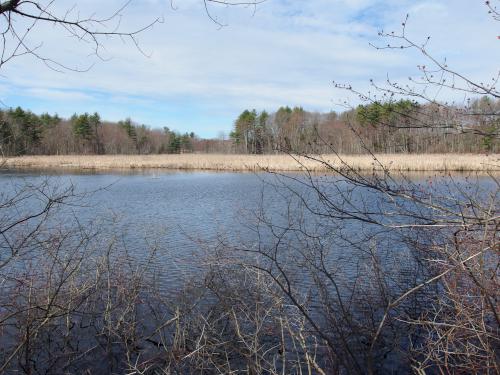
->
[4, 153, 499, 172]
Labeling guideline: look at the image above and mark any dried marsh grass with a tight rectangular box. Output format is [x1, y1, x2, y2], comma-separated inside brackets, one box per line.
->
[4, 153, 499, 172]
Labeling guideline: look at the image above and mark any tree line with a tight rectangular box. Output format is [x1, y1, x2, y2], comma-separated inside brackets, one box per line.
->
[230, 97, 499, 154]
[0, 108, 198, 156]
[0, 97, 498, 157]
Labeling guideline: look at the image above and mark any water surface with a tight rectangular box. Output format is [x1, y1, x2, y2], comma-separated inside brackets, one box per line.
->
[0, 169, 495, 293]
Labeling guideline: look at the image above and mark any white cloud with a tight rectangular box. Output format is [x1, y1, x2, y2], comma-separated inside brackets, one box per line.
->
[0, 0, 498, 136]
[25, 88, 94, 102]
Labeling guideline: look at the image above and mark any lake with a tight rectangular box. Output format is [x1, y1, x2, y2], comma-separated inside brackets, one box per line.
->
[0, 169, 495, 292]
[0, 169, 497, 373]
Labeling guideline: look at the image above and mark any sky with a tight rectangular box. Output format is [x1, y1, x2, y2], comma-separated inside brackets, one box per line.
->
[0, 0, 498, 137]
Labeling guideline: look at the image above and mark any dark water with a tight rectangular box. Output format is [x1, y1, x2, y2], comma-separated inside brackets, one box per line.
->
[0, 169, 495, 292]
[0, 169, 497, 373]
[0, 170, 267, 289]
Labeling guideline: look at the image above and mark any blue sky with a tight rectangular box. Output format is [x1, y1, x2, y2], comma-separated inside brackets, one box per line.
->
[0, 0, 498, 137]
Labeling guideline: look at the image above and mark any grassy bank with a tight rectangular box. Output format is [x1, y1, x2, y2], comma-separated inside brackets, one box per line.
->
[3, 154, 499, 172]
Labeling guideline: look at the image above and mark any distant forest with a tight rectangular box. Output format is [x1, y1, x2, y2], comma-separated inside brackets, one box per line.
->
[0, 97, 498, 156]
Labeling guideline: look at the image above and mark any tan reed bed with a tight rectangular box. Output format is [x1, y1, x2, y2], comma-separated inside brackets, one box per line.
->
[3, 154, 499, 172]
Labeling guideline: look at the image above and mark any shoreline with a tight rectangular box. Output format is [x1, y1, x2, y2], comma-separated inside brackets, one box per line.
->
[2, 154, 499, 172]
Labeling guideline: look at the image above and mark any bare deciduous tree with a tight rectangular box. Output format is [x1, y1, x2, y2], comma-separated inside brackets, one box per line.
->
[0, 0, 266, 71]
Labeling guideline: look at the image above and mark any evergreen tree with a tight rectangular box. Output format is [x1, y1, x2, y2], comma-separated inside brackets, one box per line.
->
[119, 118, 137, 142]
[0, 112, 13, 155]
[168, 132, 181, 153]
[255, 110, 269, 154]
[89, 112, 102, 154]
[72, 113, 92, 140]
[231, 109, 257, 153]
